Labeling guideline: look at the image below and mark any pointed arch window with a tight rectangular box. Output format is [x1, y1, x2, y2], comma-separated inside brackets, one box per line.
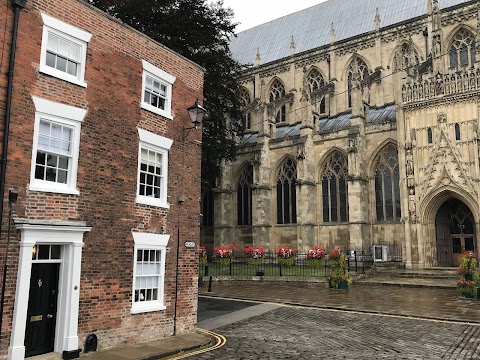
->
[239, 87, 252, 130]
[347, 57, 369, 108]
[269, 79, 286, 123]
[427, 128, 433, 144]
[237, 164, 253, 226]
[374, 144, 401, 222]
[394, 43, 419, 73]
[276, 158, 297, 224]
[202, 189, 214, 227]
[321, 152, 349, 223]
[455, 123, 461, 141]
[449, 29, 476, 69]
[307, 68, 326, 114]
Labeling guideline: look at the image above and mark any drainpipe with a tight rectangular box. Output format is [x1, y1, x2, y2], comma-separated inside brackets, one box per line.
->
[0, 0, 27, 341]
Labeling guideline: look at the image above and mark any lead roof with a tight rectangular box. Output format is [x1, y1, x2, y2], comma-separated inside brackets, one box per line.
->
[230, 0, 471, 66]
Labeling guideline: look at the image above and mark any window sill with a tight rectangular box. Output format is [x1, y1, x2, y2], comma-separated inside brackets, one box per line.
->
[136, 196, 170, 209]
[29, 183, 80, 195]
[131, 303, 166, 315]
[140, 103, 173, 120]
[39, 65, 87, 88]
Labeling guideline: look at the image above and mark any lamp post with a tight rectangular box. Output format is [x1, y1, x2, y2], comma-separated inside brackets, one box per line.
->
[173, 99, 205, 336]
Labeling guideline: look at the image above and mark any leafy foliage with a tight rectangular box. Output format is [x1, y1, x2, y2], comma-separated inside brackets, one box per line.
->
[86, 0, 243, 187]
[327, 246, 350, 289]
[457, 251, 479, 298]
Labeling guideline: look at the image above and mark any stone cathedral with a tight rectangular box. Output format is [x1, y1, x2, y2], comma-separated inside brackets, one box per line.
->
[201, 0, 480, 269]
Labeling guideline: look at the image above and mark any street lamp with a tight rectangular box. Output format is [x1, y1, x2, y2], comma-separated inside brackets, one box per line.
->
[174, 99, 205, 336]
[183, 99, 206, 141]
[187, 99, 206, 129]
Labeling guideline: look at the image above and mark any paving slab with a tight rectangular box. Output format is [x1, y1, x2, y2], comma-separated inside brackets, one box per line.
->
[82, 332, 211, 360]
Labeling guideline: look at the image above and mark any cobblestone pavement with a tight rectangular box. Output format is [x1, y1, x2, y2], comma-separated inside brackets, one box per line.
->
[193, 306, 480, 360]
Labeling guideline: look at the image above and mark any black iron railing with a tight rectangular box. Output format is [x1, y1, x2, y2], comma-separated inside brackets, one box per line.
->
[199, 243, 403, 278]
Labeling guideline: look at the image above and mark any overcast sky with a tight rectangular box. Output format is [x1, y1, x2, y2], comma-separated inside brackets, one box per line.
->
[212, 0, 328, 32]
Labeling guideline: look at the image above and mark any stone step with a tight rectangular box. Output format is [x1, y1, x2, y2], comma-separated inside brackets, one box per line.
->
[374, 267, 458, 279]
[354, 276, 457, 288]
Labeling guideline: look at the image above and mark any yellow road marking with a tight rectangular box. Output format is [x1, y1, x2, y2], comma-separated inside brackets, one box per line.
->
[165, 328, 226, 359]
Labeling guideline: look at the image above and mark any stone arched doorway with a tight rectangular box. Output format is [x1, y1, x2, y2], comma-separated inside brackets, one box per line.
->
[435, 199, 475, 267]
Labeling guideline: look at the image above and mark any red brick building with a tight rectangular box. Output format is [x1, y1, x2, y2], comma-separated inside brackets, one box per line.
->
[0, 0, 204, 359]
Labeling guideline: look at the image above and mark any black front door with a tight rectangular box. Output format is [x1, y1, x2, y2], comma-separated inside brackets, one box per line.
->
[25, 263, 60, 357]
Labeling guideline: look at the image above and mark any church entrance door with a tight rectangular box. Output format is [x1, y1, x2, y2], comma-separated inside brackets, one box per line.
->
[435, 199, 475, 267]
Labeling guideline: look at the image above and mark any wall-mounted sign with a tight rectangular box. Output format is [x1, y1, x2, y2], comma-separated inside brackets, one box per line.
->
[184, 241, 196, 248]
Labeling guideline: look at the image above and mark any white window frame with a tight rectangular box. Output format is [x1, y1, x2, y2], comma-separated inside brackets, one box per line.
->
[136, 128, 173, 208]
[141, 60, 176, 119]
[131, 232, 169, 314]
[39, 13, 92, 87]
[30, 96, 86, 195]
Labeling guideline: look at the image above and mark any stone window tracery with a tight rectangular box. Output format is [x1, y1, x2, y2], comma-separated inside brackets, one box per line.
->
[347, 57, 369, 108]
[307, 68, 326, 114]
[237, 164, 253, 226]
[269, 79, 286, 123]
[449, 29, 476, 68]
[276, 158, 297, 224]
[239, 87, 252, 130]
[374, 144, 401, 222]
[394, 43, 419, 73]
[321, 152, 348, 223]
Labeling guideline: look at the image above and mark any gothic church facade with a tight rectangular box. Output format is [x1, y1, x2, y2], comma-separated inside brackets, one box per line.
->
[203, 0, 480, 268]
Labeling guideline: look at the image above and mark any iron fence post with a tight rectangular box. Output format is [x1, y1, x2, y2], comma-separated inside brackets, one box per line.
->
[362, 249, 365, 273]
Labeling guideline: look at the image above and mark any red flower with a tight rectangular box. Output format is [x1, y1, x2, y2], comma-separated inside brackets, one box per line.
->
[307, 246, 326, 259]
[242, 246, 266, 259]
[276, 246, 296, 259]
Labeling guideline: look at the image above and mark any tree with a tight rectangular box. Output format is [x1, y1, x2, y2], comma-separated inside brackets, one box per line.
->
[86, 0, 243, 188]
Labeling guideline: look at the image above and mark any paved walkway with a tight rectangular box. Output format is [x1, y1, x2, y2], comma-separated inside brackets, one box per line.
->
[80, 332, 211, 360]
[198, 281, 480, 324]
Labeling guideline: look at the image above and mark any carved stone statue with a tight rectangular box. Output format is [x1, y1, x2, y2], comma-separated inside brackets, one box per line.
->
[297, 145, 306, 160]
[408, 189, 417, 223]
[406, 150, 414, 176]
[406, 149, 415, 188]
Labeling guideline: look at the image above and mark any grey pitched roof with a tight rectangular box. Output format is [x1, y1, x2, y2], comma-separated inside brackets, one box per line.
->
[319, 104, 397, 133]
[276, 123, 302, 139]
[239, 105, 396, 143]
[230, 0, 471, 65]
[239, 132, 258, 145]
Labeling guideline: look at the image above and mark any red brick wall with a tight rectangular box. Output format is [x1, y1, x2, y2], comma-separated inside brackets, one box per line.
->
[0, 0, 203, 356]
